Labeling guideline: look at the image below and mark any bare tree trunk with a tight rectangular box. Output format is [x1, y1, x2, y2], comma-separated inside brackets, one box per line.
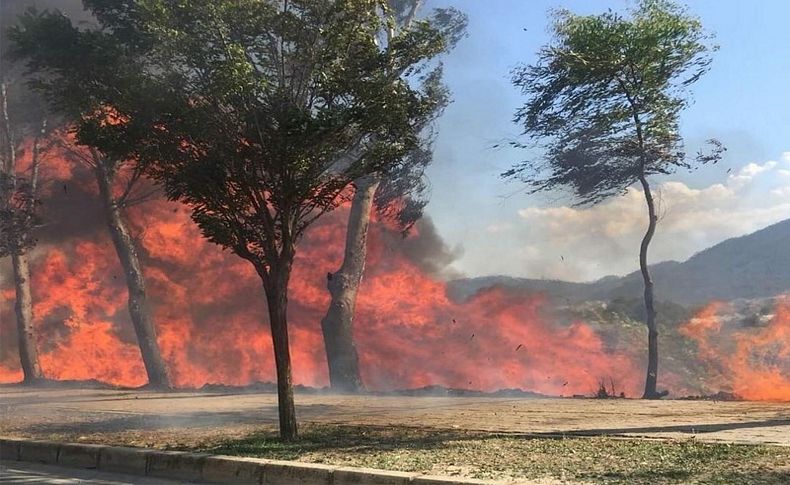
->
[638, 175, 664, 399]
[321, 174, 380, 393]
[264, 259, 298, 441]
[12, 250, 43, 383]
[94, 162, 171, 389]
[2, 83, 43, 383]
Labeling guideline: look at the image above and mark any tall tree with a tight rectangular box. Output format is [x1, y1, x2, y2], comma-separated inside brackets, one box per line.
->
[321, 0, 466, 393]
[10, 11, 173, 389]
[505, 0, 724, 398]
[0, 80, 46, 383]
[14, 0, 450, 439]
[74, 146, 173, 389]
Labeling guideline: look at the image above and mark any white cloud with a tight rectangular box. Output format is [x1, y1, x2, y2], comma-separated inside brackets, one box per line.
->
[485, 222, 513, 234]
[771, 186, 790, 198]
[728, 160, 778, 189]
[458, 153, 790, 282]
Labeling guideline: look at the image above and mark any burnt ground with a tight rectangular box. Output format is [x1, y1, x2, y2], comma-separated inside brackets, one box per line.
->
[0, 386, 788, 447]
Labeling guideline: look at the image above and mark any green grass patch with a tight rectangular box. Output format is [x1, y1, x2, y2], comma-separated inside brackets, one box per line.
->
[187, 424, 790, 484]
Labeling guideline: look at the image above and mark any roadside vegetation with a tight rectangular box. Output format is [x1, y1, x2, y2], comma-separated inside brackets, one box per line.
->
[188, 425, 790, 484]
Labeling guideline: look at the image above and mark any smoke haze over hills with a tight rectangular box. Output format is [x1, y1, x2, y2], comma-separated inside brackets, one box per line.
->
[452, 218, 790, 306]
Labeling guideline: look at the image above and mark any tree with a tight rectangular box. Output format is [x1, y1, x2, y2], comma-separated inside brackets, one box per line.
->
[10, 12, 173, 389]
[72, 146, 172, 390]
[0, 33, 48, 383]
[321, 0, 466, 393]
[0, 80, 47, 383]
[13, 0, 450, 440]
[505, 0, 724, 399]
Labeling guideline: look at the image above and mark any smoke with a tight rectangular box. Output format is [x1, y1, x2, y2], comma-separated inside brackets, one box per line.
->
[378, 216, 464, 279]
[0, 0, 91, 30]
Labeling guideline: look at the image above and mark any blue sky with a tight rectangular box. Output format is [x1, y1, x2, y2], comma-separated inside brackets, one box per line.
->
[421, 0, 790, 281]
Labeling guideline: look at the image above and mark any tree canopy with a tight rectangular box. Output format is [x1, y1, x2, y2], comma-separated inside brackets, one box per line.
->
[505, 0, 723, 205]
[12, 0, 452, 275]
[371, 1, 466, 232]
[505, 0, 724, 399]
[10, 0, 463, 439]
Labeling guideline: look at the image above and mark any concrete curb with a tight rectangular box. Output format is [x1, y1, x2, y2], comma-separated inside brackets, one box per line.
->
[0, 437, 498, 484]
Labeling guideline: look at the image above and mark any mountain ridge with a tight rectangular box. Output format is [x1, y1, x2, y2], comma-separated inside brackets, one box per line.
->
[450, 218, 790, 305]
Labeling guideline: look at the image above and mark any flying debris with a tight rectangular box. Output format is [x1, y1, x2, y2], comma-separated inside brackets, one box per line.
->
[515, 344, 523, 351]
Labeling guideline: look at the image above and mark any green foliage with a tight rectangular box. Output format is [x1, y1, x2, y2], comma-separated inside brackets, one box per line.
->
[0, 82, 47, 259]
[373, 1, 467, 231]
[505, 0, 723, 205]
[11, 0, 459, 278]
[0, 173, 40, 257]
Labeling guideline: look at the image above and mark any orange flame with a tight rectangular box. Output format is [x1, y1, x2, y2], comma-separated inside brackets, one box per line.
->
[0, 135, 788, 401]
[680, 299, 790, 400]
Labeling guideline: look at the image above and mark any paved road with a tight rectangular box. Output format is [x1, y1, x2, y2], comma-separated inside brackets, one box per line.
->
[0, 461, 193, 484]
[1, 386, 788, 446]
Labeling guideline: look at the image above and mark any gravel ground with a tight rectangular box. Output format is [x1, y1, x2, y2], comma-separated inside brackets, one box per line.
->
[0, 386, 787, 447]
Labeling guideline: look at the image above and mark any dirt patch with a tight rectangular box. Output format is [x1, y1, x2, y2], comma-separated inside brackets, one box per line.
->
[0, 386, 788, 447]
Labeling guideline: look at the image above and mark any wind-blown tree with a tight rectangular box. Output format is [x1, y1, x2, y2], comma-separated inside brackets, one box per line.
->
[0, 49, 48, 383]
[505, 0, 724, 399]
[13, 0, 451, 440]
[10, 12, 173, 389]
[321, 0, 466, 393]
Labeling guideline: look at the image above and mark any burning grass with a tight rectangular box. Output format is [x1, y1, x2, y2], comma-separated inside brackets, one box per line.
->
[178, 424, 789, 484]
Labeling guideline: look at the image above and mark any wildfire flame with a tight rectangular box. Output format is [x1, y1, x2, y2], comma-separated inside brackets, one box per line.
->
[680, 300, 790, 400]
[1, 137, 788, 401]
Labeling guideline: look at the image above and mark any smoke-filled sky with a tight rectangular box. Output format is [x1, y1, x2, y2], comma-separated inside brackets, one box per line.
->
[424, 0, 790, 282]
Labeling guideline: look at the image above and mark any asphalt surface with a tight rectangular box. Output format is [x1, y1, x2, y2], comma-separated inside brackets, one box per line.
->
[0, 461, 193, 484]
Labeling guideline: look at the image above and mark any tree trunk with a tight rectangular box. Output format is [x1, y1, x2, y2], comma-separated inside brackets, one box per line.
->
[264, 260, 298, 441]
[638, 175, 663, 399]
[321, 174, 381, 393]
[94, 163, 171, 390]
[12, 250, 43, 383]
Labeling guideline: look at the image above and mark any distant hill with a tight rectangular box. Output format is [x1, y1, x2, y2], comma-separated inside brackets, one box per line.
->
[450, 218, 790, 306]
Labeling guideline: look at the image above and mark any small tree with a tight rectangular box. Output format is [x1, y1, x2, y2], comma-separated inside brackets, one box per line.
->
[321, 0, 466, 393]
[15, 0, 450, 440]
[505, 0, 724, 398]
[0, 52, 48, 383]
